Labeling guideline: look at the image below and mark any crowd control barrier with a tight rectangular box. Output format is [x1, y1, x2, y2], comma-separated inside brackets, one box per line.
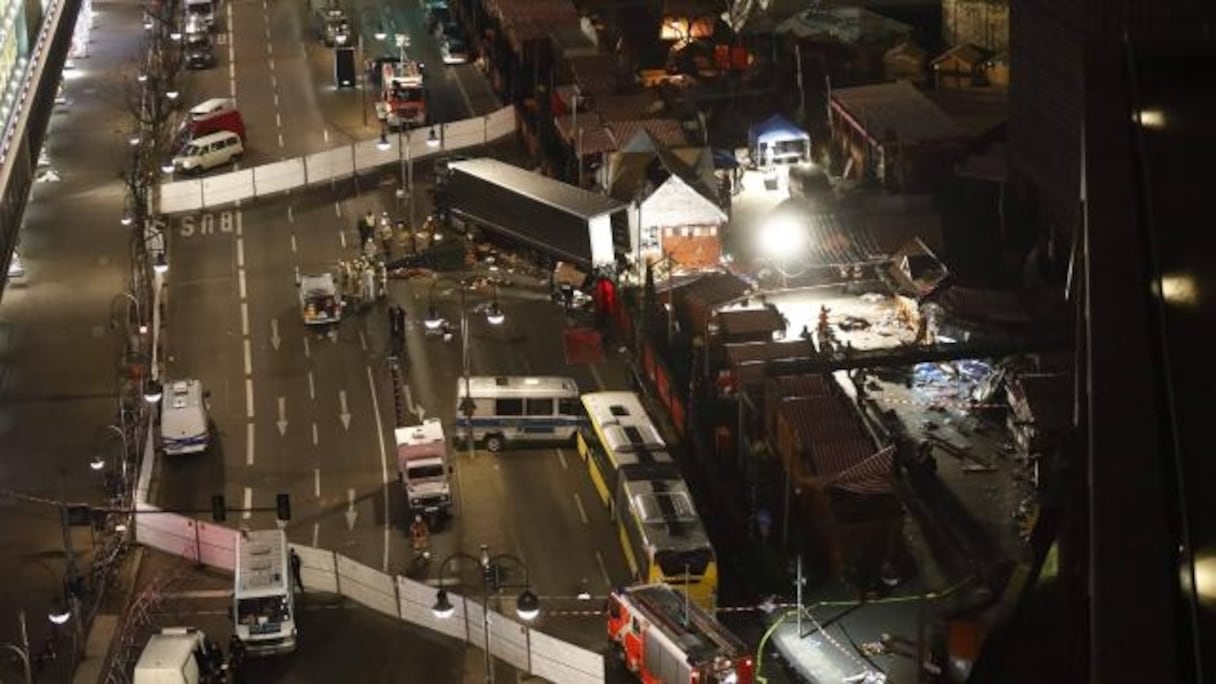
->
[157, 106, 516, 214]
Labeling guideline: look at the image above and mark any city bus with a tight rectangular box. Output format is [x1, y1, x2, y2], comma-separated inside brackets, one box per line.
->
[454, 376, 583, 452]
[578, 391, 719, 609]
[233, 529, 297, 655]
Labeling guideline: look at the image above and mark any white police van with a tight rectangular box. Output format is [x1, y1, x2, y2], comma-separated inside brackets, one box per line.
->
[454, 376, 583, 452]
[161, 379, 210, 455]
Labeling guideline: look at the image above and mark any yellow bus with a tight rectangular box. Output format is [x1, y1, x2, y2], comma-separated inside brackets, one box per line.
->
[578, 391, 719, 609]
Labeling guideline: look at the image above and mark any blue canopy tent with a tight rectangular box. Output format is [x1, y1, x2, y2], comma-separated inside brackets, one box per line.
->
[748, 114, 811, 167]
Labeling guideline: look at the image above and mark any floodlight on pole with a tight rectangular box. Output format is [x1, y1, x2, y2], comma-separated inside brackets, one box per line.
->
[89, 453, 105, 471]
[153, 253, 169, 275]
[377, 131, 391, 152]
[757, 211, 807, 260]
[427, 127, 440, 147]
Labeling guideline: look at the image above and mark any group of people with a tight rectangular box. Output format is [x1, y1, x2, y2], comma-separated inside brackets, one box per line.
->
[196, 635, 245, 683]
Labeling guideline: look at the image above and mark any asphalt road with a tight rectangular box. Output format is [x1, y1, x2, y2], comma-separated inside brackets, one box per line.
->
[174, 0, 498, 174]
[153, 0, 651, 674]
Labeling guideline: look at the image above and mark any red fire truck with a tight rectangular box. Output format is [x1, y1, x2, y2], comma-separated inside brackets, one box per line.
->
[375, 60, 427, 129]
[608, 584, 754, 684]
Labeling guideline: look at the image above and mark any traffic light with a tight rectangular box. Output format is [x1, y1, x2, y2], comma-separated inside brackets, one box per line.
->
[211, 494, 226, 522]
[276, 493, 292, 522]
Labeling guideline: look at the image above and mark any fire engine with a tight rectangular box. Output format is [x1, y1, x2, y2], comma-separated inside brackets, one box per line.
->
[608, 583, 754, 684]
[375, 60, 427, 129]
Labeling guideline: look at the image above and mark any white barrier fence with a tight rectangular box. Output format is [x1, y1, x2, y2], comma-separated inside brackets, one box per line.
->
[157, 106, 517, 214]
[127, 517, 605, 683]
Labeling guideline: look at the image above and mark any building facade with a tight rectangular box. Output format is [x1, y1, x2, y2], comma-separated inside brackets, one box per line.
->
[942, 0, 1008, 52]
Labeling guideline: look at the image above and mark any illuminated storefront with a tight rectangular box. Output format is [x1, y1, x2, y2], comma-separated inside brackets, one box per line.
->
[0, 0, 31, 131]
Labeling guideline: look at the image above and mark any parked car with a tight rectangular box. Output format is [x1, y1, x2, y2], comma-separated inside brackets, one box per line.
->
[319, 8, 350, 46]
[426, 6, 451, 34]
[440, 35, 469, 64]
[184, 34, 214, 69]
[172, 130, 243, 174]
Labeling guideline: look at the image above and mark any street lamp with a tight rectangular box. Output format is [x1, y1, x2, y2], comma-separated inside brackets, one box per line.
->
[153, 252, 169, 275]
[374, 24, 387, 41]
[427, 126, 440, 148]
[431, 545, 539, 683]
[757, 208, 808, 288]
[143, 379, 163, 404]
[425, 279, 505, 453]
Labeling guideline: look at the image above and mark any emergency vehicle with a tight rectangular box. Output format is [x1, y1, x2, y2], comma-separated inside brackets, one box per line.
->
[375, 60, 427, 129]
[608, 583, 753, 684]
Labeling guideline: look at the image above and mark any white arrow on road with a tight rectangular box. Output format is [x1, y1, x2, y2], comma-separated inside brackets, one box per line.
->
[403, 384, 426, 421]
[270, 318, 281, 350]
[276, 397, 288, 436]
[344, 488, 357, 530]
[338, 390, 351, 430]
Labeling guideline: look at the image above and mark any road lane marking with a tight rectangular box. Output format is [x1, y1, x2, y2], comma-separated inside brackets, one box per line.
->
[451, 67, 475, 117]
[270, 318, 281, 350]
[314, 468, 321, 497]
[236, 238, 245, 268]
[358, 330, 367, 351]
[312, 422, 319, 446]
[303, 336, 311, 358]
[287, 206, 294, 223]
[323, 128, 329, 144]
[243, 339, 252, 375]
[595, 551, 611, 589]
[238, 269, 247, 300]
[307, 371, 315, 399]
[240, 301, 249, 336]
[242, 487, 252, 519]
[338, 390, 351, 430]
[245, 379, 254, 418]
[275, 113, 281, 128]
[269, 59, 275, 72]
[235, 207, 243, 236]
[229, 62, 235, 80]
[293, 265, 300, 283]
[290, 234, 297, 253]
[273, 93, 279, 106]
[572, 492, 588, 525]
[246, 423, 255, 466]
[556, 448, 568, 470]
[334, 202, 342, 219]
[339, 230, 346, 249]
[278, 133, 284, 148]
[589, 363, 606, 391]
[365, 365, 391, 572]
[277, 396, 288, 436]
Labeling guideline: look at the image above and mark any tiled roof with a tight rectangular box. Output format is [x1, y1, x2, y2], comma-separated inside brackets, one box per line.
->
[779, 395, 891, 494]
[831, 80, 965, 144]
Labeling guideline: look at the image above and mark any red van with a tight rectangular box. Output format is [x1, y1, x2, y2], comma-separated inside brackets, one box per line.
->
[176, 98, 246, 150]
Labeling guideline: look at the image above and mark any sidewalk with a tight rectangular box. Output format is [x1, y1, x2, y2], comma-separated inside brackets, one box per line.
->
[0, 1, 147, 681]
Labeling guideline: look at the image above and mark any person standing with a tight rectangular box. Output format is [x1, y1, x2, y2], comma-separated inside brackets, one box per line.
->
[359, 210, 375, 247]
[289, 548, 304, 593]
[227, 634, 245, 683]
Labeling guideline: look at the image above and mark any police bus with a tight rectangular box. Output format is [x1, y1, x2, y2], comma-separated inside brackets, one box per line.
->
[577, 391, 719, 609]
[454, 376, 583, 452]
[233, 529, 297, 655]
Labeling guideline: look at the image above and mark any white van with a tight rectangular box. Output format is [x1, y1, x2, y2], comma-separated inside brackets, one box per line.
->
[454, 376, 584, 452]
[133, 627, 209, 684]
[172, 130, 242, 173]
[184, 0, 215, 30]
[161, 379, 209, 455]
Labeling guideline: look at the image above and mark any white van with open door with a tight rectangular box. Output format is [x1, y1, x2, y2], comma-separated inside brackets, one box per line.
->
[161, 379, 209, 455]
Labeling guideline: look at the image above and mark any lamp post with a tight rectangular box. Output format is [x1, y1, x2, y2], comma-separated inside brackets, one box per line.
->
[94, 423, 131, 496]
[423, 278, 504, 454]
[431, 545, 539, 684]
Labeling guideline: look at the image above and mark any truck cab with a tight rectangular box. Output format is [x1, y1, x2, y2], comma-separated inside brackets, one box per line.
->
[161, 379, 210, 455]
[133, 627, 213, 684]
[376, 61, 426, 129]
[395, 419, 452, 525]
